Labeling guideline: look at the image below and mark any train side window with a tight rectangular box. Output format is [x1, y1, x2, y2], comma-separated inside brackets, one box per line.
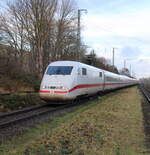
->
[82, 68, 87, 75]
[99, 72, 102, 78]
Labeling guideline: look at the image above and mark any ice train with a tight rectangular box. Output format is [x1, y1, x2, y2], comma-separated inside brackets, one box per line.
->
[39, 61, 137, 101]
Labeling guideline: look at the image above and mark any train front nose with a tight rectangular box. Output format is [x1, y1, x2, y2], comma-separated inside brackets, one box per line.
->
[39, 65, 75, 101]
[39, 83, 72, 101]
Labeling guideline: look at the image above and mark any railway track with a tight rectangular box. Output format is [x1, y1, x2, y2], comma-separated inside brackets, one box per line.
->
[0, 100, 86, 129]
[0, 94, 99, 144]
[0, 103, 52, 128]
[139, 84, 150, 148]
[139, 85, 150, 102]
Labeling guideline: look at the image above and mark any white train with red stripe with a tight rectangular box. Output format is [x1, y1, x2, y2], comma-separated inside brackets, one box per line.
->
[39, 61, 137, 101]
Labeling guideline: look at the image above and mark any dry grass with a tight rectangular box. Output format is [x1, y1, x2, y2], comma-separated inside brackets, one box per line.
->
[1, 87, 149, 154]
[0, 76, 34, 93]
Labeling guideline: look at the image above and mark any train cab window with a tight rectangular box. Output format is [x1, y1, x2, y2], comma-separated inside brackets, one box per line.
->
[46, 66, 73, 75]
[82, 68, 87, 75]
[99, 72, 102, 78]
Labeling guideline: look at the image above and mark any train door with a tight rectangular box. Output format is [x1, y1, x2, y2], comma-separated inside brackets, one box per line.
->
[78, 67, 89, 95]
[97, 70, 104, 92]
[102, 71, 105, 91]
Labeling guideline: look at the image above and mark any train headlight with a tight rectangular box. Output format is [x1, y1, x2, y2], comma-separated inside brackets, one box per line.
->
[43, 85, 47, 89]
[42, 85, 65, 89]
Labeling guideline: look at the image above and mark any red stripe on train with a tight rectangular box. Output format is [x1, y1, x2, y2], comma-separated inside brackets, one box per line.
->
[39, 83, 128, 94]
[39, 90, 50, 93]
[39, 90, 68, 93]
[54, 91, 68, 94]
[68, 84, 104, 92]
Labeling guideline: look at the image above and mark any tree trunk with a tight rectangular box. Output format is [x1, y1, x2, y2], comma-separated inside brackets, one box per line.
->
[38, 45, 44, 79]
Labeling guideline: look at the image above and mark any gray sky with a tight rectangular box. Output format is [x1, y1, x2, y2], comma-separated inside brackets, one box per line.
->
[1, 0, 150, 78]
[77, 0, 150, 78]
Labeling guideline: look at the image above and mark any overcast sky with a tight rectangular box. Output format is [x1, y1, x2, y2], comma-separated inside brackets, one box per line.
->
[0, 0, 150, 78]
[77, 0, 150, 78]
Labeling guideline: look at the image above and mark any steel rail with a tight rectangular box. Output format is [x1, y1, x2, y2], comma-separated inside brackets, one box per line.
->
[0, 102, 81, 129]
[0, 104, 50, 119]
[139, 85, 150, 102]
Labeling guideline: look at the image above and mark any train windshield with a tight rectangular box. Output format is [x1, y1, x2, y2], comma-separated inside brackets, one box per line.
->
[46, 66, 73, 75]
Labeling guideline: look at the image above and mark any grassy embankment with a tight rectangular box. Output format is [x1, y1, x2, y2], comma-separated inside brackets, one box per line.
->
[0, 75, 42, 112]
[0, 86, 149, 154]
[0, 93, 45, 112]
[0, 75, 39, 94]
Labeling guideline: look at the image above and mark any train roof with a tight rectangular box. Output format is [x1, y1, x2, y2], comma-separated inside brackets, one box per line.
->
[48, 61, 136, 80]
[49, 61, 104, 71]
[49, 61, 80, 66]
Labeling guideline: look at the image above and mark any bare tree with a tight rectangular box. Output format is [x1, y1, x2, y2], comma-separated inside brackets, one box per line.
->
[0, 0, 80, 79]
[0, 0, 57, 78]
[0, 2, 30, 71]
[21, 0, 57, 78]
[54, 0, 77, 60]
